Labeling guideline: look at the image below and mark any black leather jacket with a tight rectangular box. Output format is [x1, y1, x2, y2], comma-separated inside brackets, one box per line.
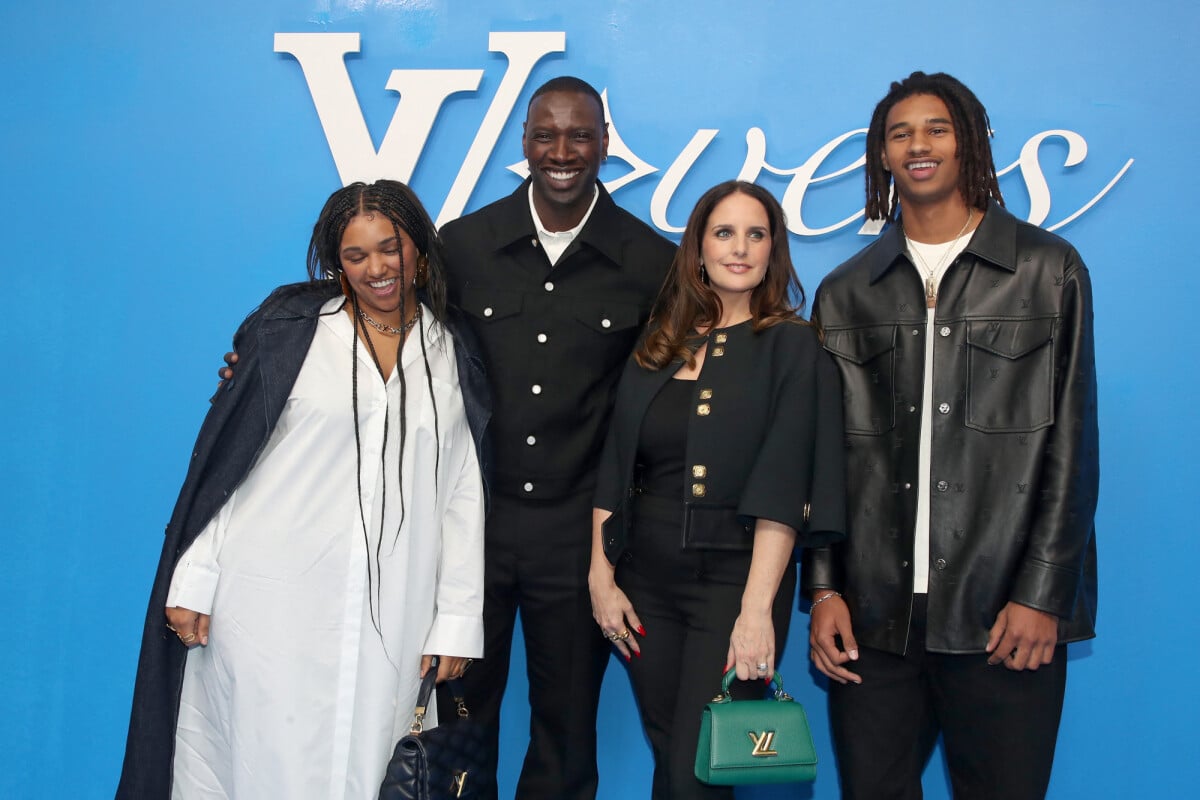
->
[802, 202, 1099, 654]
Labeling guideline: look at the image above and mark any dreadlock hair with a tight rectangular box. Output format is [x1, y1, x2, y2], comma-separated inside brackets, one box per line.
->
[306, 180, 446, 644]
[635, 181, 806, 371]
[527, 75, 605, 121]
[864, 71, 1005, 223]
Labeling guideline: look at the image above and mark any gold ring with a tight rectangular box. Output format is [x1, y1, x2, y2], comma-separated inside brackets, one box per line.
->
[180, 632, 197, 644]
[615, 629, 631, 641]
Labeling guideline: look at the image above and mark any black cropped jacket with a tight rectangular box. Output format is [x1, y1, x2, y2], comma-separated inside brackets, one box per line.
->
[593, 319, 845, 563]
[803, 202, 1100, 655]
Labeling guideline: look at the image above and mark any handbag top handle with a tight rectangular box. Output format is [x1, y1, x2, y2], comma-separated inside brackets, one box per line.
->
[408, 656, 472, 734]
[712, 668, 791, 703]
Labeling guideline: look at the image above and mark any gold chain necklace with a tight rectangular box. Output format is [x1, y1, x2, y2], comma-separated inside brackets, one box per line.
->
[357, 305, 420, 336]
[908, 209, 973, 308]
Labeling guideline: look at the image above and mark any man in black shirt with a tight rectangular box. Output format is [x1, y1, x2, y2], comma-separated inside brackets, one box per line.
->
[441, 77, 676, 799]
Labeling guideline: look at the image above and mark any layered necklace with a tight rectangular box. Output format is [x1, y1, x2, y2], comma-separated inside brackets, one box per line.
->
[357, 305, 421, 337]
[907, 209, 973, 308]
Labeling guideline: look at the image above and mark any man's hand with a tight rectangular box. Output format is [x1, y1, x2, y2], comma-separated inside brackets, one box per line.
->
[808, 592, 861, 684]
[986, 601, 1058, 670]
[218, 351, 238, 384]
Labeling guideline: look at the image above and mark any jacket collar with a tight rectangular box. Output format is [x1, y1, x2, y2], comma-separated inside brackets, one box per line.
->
[263, 281, 343, 319]
[490, 178, 628, 268]
[867, 199, 1019, 284]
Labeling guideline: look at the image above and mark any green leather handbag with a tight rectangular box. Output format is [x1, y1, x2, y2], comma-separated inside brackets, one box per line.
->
[693, 668, 817, 785]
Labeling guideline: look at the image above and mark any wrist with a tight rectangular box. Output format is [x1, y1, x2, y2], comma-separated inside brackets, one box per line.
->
[587, 568, 615, 590]
[739, 594, 774, 616]
[811, 590, 841, 608]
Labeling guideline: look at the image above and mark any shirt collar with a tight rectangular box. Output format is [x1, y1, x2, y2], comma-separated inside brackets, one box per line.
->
[528, 183, 598, 242]
[487, 179, 630, 269]
[866, 198, 1019, 284]
[319, 295, 445, 347]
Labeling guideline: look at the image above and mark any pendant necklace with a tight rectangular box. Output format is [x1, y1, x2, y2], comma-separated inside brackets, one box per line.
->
[358, 305, 421, 336]
[908, 209, 973, 308]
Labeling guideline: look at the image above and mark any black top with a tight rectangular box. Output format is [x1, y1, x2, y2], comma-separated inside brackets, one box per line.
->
[636, 377, 693, 497]
[441, 180, 677, 500]
[595, 320, 847, 560]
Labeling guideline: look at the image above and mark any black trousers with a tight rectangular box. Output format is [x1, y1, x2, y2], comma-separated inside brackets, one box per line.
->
[617, 505, 797, 800]
[829, 595, 1067, 800]
[453, 489, 610, 800]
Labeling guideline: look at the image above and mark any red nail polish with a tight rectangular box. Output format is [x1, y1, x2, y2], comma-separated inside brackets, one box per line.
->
[633, 650, 641, 658]
[637, 625, 646, 636]
[624, 653, 631, 662]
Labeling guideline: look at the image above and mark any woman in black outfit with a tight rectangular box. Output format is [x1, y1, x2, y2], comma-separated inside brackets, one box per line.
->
[588, 180, 845, 799]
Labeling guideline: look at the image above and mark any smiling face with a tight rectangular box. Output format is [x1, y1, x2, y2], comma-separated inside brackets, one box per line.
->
[522, 89, 608, 231]
[881, 93, 964, 212]
[700, 191, 772, 313]
[339, 212, 419, 324]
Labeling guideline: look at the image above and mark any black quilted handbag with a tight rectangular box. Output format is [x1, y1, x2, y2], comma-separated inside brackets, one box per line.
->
[378, 657, 493, 800]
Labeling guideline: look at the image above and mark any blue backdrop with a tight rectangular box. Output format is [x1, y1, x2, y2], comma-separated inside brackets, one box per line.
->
[1, 1, 1193, 797]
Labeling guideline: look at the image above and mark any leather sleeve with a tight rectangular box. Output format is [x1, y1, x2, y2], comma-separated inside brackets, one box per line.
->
[799, 296, 848, 604]
[1009, 249, 1100, 619]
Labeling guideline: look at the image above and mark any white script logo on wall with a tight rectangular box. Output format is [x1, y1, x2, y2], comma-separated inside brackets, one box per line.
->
[275, 31, 1133, 235]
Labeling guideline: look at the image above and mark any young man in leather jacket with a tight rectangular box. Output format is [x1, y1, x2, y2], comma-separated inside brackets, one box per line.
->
[804, 71, 1099, 799]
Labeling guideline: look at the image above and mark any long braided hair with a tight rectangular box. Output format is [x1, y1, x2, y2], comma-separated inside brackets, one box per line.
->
[864, 71, 1005, 223]
[306, 180, 447, 640]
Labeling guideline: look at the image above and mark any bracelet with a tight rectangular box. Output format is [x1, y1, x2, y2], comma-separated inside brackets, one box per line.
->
[812, 591, 841, 608]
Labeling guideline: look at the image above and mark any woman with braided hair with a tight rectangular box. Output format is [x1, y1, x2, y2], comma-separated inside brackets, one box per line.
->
[118, 180, 490, 799]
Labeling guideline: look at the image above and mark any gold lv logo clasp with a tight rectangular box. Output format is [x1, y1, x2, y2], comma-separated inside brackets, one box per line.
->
[748, 730, 778, 757]
[451, 770, 468, 797]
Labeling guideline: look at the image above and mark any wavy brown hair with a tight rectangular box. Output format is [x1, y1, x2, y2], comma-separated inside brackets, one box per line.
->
[635, 181, 806, 370]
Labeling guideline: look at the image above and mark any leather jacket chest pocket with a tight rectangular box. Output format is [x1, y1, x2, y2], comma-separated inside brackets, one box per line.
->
[823, 325, 897, 435]
[965, 318, 1056, 432]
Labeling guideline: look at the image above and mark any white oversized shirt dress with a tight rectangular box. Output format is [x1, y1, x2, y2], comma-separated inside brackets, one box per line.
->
[166, 298, 485, 799]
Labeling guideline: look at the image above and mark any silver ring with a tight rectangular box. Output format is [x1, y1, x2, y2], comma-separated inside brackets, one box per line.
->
[756, 662, 768, 672]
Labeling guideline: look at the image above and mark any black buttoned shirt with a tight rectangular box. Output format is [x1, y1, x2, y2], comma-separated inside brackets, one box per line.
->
[441, 181, 676, 500]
